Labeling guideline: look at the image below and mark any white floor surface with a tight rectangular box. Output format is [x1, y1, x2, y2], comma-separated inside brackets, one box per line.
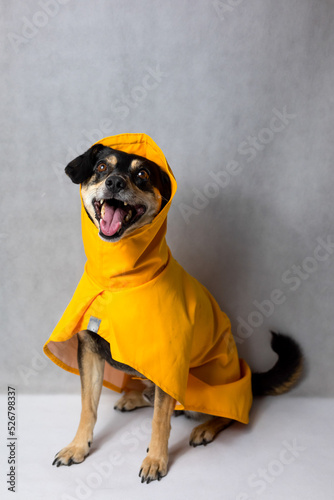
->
[0, 391, 333, 500]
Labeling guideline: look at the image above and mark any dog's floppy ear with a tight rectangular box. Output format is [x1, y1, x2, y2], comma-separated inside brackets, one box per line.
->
[65, 144, 106, 184]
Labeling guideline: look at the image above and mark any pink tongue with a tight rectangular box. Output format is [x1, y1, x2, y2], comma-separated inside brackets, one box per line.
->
[100, 204, 127, 237]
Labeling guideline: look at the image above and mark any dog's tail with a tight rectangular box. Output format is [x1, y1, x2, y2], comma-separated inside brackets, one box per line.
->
[251, 332, 303, 397]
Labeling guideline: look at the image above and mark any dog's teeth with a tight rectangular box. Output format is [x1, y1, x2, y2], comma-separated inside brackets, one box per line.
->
[124, 202, 128, 206]
[100, 199, 104, 205]
[124, 210, 132, 222]
[101, 203, 106, 219]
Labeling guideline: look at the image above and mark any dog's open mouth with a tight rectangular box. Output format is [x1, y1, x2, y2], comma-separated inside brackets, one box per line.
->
[93, 198, 146, 239]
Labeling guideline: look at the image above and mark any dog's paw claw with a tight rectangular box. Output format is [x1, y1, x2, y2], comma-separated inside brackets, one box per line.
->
[139, 455, 167, 483]
[52, 442, 90, 467]
[189, 427, 215, 447]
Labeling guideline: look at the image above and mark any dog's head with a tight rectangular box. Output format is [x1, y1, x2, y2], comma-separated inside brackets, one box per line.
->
[65, 144, 171, 242]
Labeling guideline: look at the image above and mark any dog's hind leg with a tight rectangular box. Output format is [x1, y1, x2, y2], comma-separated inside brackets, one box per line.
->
[114, 390, 152, 411]
[189, 416, 234, 447]
[114, 382, 155, 412]
[52, 331, 105, 466]
[139, 386, 175, 483]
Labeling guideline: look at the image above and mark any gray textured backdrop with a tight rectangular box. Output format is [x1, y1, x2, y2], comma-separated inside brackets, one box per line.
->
[1, 0, 333, 395]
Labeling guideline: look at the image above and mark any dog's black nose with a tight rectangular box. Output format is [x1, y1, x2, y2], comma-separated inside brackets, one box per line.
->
[105, 175, 126, 193]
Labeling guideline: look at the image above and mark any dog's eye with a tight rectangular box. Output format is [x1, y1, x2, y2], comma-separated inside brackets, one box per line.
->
[137, 169, 149, 180]
[96, 163, 107, 173]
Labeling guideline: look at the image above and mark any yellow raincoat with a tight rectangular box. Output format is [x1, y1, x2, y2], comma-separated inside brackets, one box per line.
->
[44, 133, 252, 423]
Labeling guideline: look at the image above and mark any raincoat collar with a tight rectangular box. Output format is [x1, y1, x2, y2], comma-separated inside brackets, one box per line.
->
[80, 133, 177, 290]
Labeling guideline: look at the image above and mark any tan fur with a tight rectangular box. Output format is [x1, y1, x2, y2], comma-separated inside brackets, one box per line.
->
[270, 362, 304, 396]
[114, 390, 152, 411]
[105, 154, 118, 166]
[152, 186, 163, 211]
[52, 332, 105, 466]
[189, 416, 233, 447]
[81, 177, 106, 222]
[130, 159, 142, 169]
[139, 387, 175, 482]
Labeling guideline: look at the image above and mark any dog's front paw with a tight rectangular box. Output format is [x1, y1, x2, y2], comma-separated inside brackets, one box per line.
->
[52, 440, 91, 467]
[139, 455, 168, 483]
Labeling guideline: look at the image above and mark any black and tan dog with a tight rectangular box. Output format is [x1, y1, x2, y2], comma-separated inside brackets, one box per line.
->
[51, 142, 303, 483]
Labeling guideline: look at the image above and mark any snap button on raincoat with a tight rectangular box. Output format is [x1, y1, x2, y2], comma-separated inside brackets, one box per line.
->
[44, 133, 253, 424]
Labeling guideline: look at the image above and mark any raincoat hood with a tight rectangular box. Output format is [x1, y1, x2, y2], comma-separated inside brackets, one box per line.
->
[44, 133, 252, 423]
[81, 133, 177, 290]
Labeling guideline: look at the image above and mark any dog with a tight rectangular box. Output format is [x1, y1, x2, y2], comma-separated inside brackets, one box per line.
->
[49, 135, 303, 483]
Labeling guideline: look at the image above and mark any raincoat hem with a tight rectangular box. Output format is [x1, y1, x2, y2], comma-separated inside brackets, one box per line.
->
[174, 403, 250, 424]
[43, 344, 123, 394]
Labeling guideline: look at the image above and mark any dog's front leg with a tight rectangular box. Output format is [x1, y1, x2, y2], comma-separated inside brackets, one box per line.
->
[139, 386, 175, 483]
[53, 331, 105, 466]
